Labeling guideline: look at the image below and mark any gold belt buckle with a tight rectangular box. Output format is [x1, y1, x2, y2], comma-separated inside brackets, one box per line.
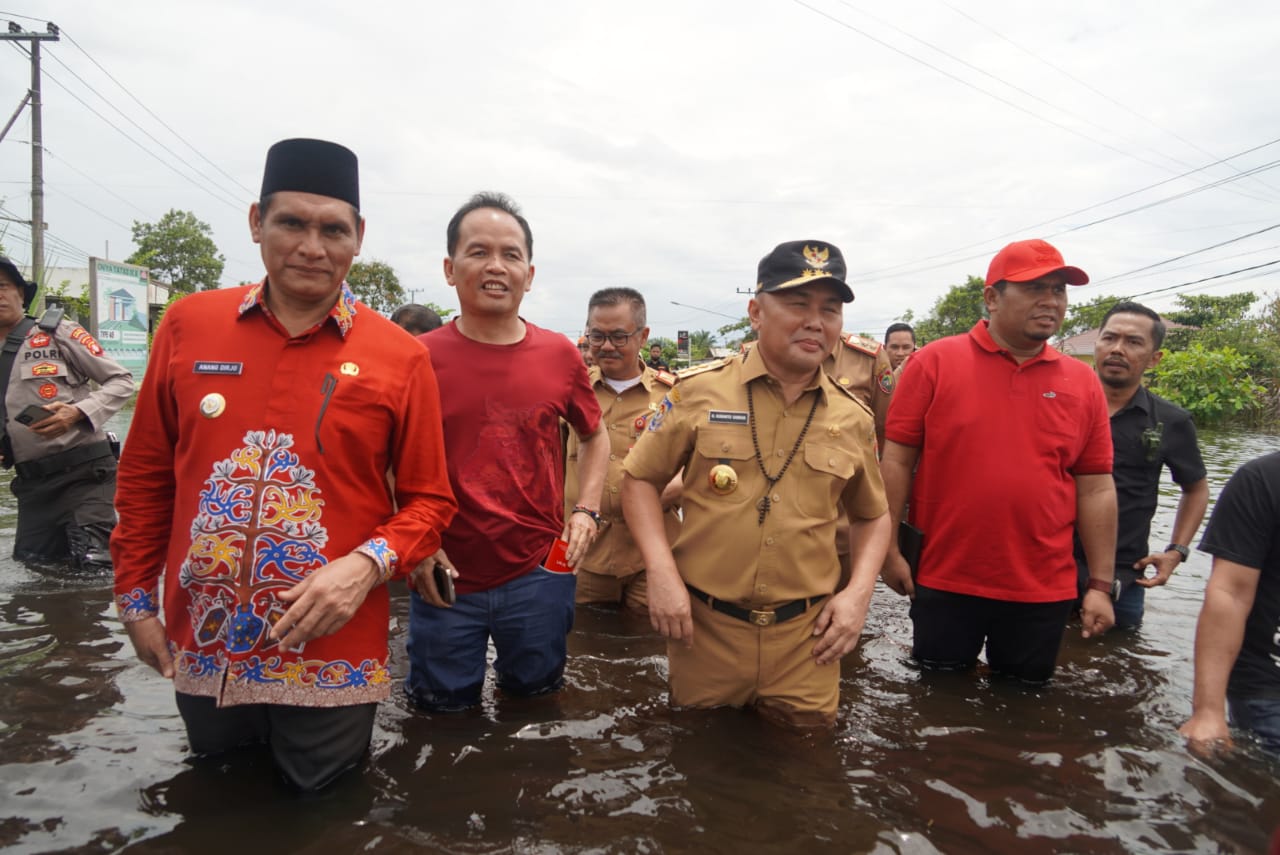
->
[749, 608, 776, 627]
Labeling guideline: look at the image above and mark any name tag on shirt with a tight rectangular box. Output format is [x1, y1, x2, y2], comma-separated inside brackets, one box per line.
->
[709, 410, 749, 425]
[193, 361, 244, 375]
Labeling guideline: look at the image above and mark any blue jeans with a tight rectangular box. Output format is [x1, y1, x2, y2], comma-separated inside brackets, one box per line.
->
[1228, 694, 1280, 756]
[405, 567, 576, 712]
[1112, 574, 1146, 630]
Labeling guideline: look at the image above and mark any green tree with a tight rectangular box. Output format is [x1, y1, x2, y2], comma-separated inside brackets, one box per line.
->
[46, 279, 89, 321]
[717, 316, 756, 350]
[126, 209, 225, 293]
[1164, 292, 1256, 329]
[345, 260, 406, 314]
[1151, 343, 1266, 424]
[1059, 294, 1125, 339]
[914, 275, 986, 343]
[689, 329, 716, 360]
[424, 301, 456, 321]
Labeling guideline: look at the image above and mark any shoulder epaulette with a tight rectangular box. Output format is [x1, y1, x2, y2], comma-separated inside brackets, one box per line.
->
[676, 357, 732, 380]
[652, 369, 679, 387]
[841, 332, 882, 357]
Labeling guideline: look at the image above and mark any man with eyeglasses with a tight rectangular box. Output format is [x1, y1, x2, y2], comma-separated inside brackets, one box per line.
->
[566, 288, 681, 612]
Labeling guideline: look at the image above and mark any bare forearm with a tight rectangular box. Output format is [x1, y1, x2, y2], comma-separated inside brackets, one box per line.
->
[845, 512, 891, 596]
[1170, 479, 1210, 548]
[1188, 587, 1249, 716]
[1076, 474, 1118, 583]
[573, 427, 610, 511]
[879, 441, 919, 533]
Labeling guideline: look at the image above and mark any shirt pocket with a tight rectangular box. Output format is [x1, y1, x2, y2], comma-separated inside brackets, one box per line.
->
[692, 426, 757, 507]
[1035, 388, 1083, 444]
[798, 441, 858, 518]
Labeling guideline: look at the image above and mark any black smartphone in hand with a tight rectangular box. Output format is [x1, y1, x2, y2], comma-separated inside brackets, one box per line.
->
[432, 562, 456, 605]
[15, 405, 52, 426]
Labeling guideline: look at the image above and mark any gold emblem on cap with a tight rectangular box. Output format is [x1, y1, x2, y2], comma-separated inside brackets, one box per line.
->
[199, 393, 226, 419]
[803, 245, 830, 269]
[340, 362, 360, 376]
[708, 464, 739, 495]
[837, 376, 851, 386]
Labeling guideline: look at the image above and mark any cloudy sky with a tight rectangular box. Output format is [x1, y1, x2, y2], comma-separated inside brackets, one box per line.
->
[1, 1, 1277, 342]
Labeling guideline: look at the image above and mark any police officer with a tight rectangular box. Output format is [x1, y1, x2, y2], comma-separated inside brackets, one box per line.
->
[0, 256, 134, 571]
[567, 287, 681, 612]
[622, 240, 890, 729]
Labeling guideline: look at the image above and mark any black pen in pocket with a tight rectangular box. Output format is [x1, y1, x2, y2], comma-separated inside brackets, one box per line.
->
[316, 372, 337, 453]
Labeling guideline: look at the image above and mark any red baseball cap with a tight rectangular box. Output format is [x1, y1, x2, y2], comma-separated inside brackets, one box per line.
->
[985, 239, 1089, 287]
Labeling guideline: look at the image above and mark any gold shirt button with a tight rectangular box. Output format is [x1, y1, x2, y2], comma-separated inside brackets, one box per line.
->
[757, 584, 768, 594]
[609, 453, 617, 461]
[829, 458, 836, 466]
[765, 537, 775, 546]
[721, 442, 730, 452]
[610, 486, 619, 494]
[772, 493, 781, 502]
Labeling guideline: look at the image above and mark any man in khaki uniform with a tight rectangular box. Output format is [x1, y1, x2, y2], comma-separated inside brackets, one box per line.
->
[622, 240, 890, 728]
[825, 330, 894, 588]
[566, 287, 681, 611]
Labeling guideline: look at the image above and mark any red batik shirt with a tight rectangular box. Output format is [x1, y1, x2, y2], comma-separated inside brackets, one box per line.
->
[111, 282, 456, 707]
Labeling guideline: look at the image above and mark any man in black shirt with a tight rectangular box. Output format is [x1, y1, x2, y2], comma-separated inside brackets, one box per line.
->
[1180, 451, 1280, 756]
[646, 342, 669, 372]
[1076, 302, 1208, 628]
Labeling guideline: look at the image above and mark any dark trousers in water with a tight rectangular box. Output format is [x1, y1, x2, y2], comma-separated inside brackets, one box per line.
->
[175, 693, 376, 792]
[10, 455, 116, 572]
[910, 584, 1075, 683]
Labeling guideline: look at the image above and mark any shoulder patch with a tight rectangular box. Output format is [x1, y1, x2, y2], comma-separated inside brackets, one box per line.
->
[841, 332, 882, 357]
[676, 357, 732, 380]
[653, 369, 678, 387]
[877, 365, 895, 395]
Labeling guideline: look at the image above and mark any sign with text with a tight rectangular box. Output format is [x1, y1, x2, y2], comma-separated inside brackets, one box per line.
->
[677, 329, 689, 360]
[89, 258, 150, 376]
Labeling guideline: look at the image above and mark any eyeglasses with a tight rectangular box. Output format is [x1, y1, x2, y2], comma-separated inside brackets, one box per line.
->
[585, 329, 641, 347]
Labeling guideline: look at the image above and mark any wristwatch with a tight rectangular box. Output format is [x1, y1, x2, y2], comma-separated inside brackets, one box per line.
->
[1165, 543, 1190, 563]
[1086, 577, 1119, 600]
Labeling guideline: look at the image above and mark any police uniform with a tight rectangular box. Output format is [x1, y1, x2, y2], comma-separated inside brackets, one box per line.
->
[565, 360, 681, 610]
[623, 345, 886, 723]
[5, 312, 134, 569]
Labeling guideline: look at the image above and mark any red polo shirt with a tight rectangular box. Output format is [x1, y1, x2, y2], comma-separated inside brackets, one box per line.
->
[886, 320, 1112, 602]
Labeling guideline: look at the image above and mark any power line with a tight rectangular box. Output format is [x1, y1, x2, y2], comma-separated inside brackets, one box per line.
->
[1127, 259, 1280, 300]
[940, 1, 1280, 201]
[1096, 223, 1280, 284]
[831, 0, 1277, 205]
[790, 0, 1255, 186]
[5, 42, 246, 213]
[60, 28, 255, 197]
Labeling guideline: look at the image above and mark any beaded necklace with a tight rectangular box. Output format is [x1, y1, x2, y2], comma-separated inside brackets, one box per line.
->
[746, 382, 820, 525]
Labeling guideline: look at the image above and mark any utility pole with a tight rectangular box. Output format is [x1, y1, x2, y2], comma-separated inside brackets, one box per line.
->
[1, 21, 60, 310]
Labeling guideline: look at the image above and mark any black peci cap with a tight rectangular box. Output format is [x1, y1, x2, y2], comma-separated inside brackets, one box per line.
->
[260, 138, 360, 210]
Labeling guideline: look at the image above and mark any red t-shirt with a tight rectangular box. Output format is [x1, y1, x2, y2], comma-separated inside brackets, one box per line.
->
[886, 321, 1112, 602]
[420, 320, 601, 593]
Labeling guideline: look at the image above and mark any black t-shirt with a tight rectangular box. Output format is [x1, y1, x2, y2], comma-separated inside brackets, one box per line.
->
[1075, 387, 1206, 569]
[1199, 451, 1280, 699]
[646, 357, 669, 372]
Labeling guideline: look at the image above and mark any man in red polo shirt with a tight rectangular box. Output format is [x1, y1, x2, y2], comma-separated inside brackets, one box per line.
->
[880, 239, 1117, 683]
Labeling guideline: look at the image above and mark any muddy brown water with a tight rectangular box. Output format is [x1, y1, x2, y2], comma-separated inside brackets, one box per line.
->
[1, 410, 1277, 853]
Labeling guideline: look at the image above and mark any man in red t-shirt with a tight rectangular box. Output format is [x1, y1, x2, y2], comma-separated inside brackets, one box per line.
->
[880, 239, 1117, 683]
[406, 192, 610, 711]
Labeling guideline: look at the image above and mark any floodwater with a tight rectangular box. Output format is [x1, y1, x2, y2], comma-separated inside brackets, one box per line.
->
[1, 409, 1278, 854]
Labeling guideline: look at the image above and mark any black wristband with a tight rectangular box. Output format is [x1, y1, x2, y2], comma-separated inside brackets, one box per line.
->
[571, 505, 602, 529]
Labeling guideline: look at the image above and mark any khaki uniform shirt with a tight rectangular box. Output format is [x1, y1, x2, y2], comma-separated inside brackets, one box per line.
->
[566, 361, 681, 577]
[5, 315, 134, 463]
[624, 346, 886, 605]
[824, 332, 894, 446]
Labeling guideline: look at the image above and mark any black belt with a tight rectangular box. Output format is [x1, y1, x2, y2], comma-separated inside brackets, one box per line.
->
[15, 440, 114, 480]
[685, 584, 825, 627]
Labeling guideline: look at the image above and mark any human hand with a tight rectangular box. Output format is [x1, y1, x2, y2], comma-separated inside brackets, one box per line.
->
[409, 548, 457, 608]
[1133, 551, 1180, 588]
[125, 616, 174, 678]
[562, 509, 598, 567]
[880, 550, 915, 598]
[811, 591, 868, 665]
[1178, 712, 1233, 756]
[28, 401, 84, 440]
[647, 569, 693, 644]
[272, 552, 380, 651]
[1080, 589, 1115, 638]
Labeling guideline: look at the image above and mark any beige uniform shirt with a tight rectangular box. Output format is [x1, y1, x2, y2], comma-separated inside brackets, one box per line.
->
[824, 332, 894, 447]
[624, 347, 886, 605]
[5, 316, 134, 463]
[566, 362, 682, 577]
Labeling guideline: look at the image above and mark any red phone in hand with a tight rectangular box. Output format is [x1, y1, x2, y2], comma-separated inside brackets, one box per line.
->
[545, 538, 573, 573]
